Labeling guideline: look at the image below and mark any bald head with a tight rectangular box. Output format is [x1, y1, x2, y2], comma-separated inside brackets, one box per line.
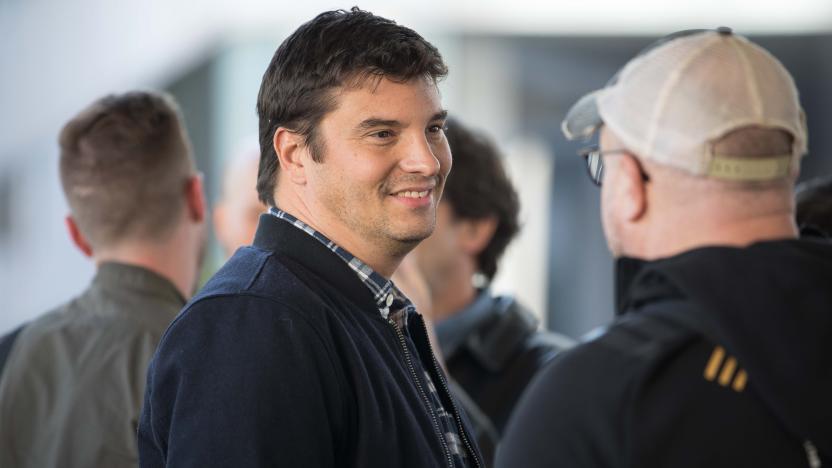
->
[647, 126, 797, 210]
[213, 145, 266, 258]
[600, 125, 799, 259]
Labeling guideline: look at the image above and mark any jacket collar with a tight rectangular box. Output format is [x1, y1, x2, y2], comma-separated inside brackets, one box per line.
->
[252, 213, 379, 312]
[614, 255, 688, 316]
[436, 289, 496, 357]
[94, 262, 185, 306]
[614, 256, 647, 315]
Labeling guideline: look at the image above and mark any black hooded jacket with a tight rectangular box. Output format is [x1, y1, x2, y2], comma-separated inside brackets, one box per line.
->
[496, 239, 832, 468]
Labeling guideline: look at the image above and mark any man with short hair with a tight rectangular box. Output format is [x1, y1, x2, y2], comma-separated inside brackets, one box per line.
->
[139, 8, 482, 468]
[213, 143, 265, 258]
[498, 28, 832, 467]
[408, 118, 573, 465]
[0, 91, 207, 468]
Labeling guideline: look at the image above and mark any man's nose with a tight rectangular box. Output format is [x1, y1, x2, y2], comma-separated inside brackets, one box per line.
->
[399, 134, 441, 176]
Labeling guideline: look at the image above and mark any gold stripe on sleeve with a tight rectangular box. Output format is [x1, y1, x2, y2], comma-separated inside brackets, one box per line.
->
[704, 346, 725, 381]
[718, 357, 738, 387]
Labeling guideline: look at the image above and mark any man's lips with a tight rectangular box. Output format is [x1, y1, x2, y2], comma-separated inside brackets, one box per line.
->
[388, 186, 435, 207]
[390, 188, 432, 199]
[386, 176, 440, 204]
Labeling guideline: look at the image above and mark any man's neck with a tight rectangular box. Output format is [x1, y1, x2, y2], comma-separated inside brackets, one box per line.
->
[275, 193, 404, 278]
[635, 212, 798, 260]
[430, 270, 479, 323]
[93, 239, 198, 300]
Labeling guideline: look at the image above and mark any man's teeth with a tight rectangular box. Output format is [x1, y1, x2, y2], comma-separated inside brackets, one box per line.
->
[396, 190, 429, 198]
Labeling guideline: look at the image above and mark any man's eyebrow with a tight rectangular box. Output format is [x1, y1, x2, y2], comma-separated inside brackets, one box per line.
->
[355, 110, 448, 131]
[431, 110, 449, 121]
[356, 118, 403, 131]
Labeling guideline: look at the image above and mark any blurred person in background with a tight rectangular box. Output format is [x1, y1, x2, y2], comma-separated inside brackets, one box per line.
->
[796, 173, 832, 238]
[213, 141, 266, 258]
[498, 28, 831, 467]
[0, 91, 207, 468]
[138, 8, 482, 467]
[404, 117, 573, 466]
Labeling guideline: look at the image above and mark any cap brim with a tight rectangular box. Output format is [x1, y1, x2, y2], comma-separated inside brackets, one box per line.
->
[561, 89, 604, 141]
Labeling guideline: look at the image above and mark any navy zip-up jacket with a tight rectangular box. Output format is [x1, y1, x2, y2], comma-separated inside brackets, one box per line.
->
[138, 214, 481, 467]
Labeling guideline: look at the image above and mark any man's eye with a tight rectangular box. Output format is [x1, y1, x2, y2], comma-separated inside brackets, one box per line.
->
[373, 130, 393, 139]
[428, 124, 446, 134]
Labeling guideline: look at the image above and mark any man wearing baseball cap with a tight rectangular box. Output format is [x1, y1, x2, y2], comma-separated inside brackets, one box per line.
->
[497, 28, 831, 467]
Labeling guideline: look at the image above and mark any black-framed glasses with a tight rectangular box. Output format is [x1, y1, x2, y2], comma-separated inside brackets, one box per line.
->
[578, 145, 650, 187]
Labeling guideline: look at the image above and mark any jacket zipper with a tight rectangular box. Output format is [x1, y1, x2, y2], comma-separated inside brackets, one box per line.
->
[804, 440, 821, 468]
[388, 318, 454, 468]
[415, 316, 483, 468]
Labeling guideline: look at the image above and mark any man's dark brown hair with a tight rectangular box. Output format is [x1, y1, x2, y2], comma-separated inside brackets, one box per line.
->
[255, 7, 448, 207]
[59, 91, 194, 248]
[443, 118, 521, 281]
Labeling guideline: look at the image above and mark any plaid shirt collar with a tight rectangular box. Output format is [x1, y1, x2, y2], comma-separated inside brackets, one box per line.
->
[268, 207, 412, 321]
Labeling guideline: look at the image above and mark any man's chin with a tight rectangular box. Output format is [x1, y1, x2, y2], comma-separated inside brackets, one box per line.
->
[396, 232, 430, 246]
[387, 227, 434, 253]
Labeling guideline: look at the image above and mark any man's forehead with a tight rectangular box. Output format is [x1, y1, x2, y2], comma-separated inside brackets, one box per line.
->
[333, 76, 443, 114]
[346, 73, 437, 93]
[335, 76, 441, 102]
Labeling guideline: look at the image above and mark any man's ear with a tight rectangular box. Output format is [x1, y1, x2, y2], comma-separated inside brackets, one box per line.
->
[273, 127, 309, 185]
[185, 173, 206, 223]
[615, 154, 648, 222]
[65, 215, 93, 258]
[458, 216, 498, 256]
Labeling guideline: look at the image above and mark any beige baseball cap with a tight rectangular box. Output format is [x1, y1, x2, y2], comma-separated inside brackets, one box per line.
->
[562, 28, 808, 181]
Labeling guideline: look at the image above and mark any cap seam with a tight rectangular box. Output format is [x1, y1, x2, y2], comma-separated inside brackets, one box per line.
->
[644, 33, 721, 164]
[730, 37, 764, 121]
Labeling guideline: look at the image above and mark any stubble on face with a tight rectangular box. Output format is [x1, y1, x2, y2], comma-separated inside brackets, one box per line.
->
[320, 168, 440, 251]
[306, 76, 451, 259]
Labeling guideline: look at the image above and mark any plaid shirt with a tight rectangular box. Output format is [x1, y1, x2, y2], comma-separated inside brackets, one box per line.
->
[269, 208, 471, 467]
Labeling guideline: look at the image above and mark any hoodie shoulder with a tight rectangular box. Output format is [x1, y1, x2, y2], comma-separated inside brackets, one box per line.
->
[499, 303, 813, 468]
[497, 310, 694, 468]
[636, 239, 832, 459]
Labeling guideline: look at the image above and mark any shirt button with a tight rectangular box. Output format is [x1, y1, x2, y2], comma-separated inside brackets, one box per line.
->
[386, 294, 394, 307]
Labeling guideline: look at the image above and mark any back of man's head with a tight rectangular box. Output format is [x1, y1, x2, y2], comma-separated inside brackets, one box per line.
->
[255, 7, 447, 207]
[59, 91, 195, 251]
[563, 29, 807, 257]
[443, 118, 520, 280]
[796, 174, 832, 237]
[565, 29, 806, 178]
[640, 125, 796, 215]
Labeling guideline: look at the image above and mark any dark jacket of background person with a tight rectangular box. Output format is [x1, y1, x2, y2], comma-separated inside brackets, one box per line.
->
[0, 263, 184, 468]
[139, 214, 481, 468]
[497, 239, 832, 467]
[796, 174, 832, 238]
[437, 291, 573, 465]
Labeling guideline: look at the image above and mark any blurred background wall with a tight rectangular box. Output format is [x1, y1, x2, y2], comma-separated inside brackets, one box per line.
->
[2, 0, 831, 337]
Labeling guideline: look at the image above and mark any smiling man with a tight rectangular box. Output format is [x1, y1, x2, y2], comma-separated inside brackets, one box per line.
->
[138, 8, 482, 468]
